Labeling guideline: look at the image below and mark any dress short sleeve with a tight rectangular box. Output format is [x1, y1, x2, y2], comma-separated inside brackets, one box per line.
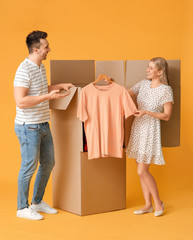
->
[77, 88, 88, 122]
[163, 86, 174, 104]
[131, 80, 146, 96]
[123, 88, 137, 118]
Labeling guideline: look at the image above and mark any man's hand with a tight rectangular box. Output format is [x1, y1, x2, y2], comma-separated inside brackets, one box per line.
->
[48, 83, 74, 94]
[61, 83, 74, 91]
[49, 89, 70, 99]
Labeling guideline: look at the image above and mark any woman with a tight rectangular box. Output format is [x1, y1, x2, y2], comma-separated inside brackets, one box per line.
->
[126, 57, 174, 217]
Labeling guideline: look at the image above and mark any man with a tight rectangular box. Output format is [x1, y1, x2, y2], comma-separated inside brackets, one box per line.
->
[14, 30, 73, 220]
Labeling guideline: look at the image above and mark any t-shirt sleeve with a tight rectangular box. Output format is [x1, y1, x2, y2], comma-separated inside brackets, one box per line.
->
[14, 67, 30, 88]
[162, 86, 174, 104]
[77, 88, 88, 122]
[123, 88, 137, 118]
[131, 80, 145, 96]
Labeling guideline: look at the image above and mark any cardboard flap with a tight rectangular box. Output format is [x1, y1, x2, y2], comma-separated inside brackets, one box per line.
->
[50, 60, 95, 86]
[49, 87, 78, 110]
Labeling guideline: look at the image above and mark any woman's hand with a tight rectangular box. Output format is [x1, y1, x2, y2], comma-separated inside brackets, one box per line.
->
[134, 102, 173, 121]
[134, 110, 146, 117]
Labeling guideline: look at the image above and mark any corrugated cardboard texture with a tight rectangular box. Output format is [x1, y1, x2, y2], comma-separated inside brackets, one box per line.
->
[81, 152, 126, 215]
[51, 89, 82, 215]
[49, 87, 78, 110]
[125, 60, 180, 147]
[49, 60, 95, 110]
[50, 60, 95, 86]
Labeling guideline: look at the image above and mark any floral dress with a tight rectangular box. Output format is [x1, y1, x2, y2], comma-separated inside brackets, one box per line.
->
[126, 79, 174, 165]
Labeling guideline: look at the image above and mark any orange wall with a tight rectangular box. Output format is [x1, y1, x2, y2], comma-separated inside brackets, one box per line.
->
[0, 0, 192, 204]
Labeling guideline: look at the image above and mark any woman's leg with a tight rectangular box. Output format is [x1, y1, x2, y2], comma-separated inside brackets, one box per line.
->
[137, 162, 163, 211]
[136, 162, 152, 211]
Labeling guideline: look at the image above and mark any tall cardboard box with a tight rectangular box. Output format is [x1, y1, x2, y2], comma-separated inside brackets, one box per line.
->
[50, 60, 126, 216]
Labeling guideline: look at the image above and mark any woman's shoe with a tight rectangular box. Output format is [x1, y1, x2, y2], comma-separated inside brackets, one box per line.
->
[134, 206, 153, 215]
[154, 202, 165, 217]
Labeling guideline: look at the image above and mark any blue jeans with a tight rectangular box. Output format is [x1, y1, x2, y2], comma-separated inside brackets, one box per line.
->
[14, 122, 55, 210]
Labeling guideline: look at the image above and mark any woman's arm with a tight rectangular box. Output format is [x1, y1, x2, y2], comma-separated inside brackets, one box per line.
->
[134, 102, 173, 121]
[128, 89, 136, 97]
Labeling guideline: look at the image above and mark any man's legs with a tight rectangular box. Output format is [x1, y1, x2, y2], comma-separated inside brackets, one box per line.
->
[15, 124, 41, 210]
[32, 123, 55, 204]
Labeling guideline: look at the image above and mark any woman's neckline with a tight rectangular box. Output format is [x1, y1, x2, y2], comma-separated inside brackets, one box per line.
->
[148, 80, 163, 89]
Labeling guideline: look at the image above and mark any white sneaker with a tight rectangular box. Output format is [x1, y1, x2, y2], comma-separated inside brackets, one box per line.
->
[17, 207, 43, 220]
[31, 201, 58, 214]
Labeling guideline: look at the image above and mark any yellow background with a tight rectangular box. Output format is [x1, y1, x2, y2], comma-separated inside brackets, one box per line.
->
[0, 0, 193, 239]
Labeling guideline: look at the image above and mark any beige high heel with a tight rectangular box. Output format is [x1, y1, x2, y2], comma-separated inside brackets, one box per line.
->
[134, 206, 153, 215]
[154, 202, 165, 217]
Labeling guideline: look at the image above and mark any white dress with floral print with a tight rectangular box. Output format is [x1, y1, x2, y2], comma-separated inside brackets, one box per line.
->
[126, 79, 174, 165]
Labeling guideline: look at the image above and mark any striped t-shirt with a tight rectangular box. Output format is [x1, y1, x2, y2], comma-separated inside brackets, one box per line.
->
[14, 58, 50, 125]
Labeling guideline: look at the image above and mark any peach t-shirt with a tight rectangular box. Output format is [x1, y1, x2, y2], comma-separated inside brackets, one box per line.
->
[77, 82, 137, 159]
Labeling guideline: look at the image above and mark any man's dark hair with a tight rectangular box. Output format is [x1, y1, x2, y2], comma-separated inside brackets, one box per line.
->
[26, 30, 47, 54]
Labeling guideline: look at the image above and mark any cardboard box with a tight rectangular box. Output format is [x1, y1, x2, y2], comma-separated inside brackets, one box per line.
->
[50, 60, 126, 216]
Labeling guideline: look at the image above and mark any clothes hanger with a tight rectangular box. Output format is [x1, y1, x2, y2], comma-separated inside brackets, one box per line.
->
[92, 74, 113, 85]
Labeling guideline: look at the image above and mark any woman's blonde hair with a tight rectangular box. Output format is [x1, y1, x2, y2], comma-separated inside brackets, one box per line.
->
[150, 57, 170, 85]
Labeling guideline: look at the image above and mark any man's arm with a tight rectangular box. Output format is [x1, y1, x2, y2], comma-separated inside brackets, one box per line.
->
[14, 87, 69, 109]
[48, 83, 74, 92]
